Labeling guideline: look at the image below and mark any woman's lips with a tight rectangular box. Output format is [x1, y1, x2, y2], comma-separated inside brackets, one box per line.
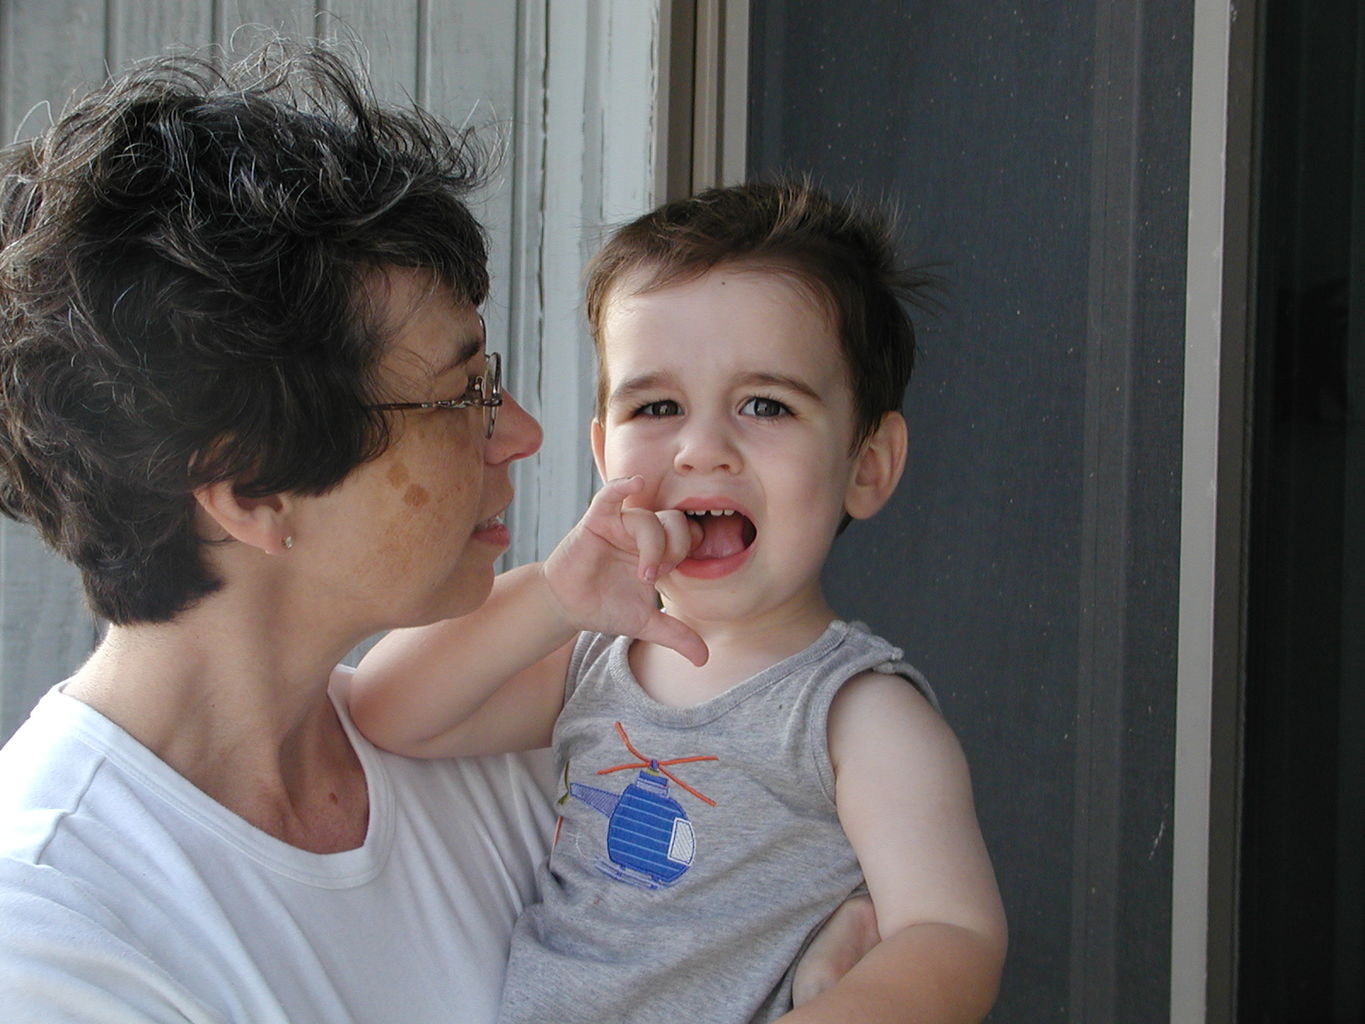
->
[472, 511, 510, 547]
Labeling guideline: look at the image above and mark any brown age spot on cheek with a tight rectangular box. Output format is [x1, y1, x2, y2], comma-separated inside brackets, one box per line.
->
[370, 425, 473, 565]
[388, 460, 432, 510]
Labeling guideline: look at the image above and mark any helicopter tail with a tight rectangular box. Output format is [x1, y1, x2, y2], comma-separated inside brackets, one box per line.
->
[569, 782, 621, 819]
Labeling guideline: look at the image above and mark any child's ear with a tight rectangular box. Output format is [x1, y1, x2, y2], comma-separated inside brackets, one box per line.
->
[590, 418, 608, 483]
[193, 480, 293, 555]
[844, 411, 908, 521]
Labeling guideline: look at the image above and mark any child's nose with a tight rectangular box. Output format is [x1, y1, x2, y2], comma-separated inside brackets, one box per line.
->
[673, 417, 741, 475]
[486, 389, 542, 465]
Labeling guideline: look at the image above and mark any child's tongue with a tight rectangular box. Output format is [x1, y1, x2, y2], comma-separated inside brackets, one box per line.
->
[689, 513, 756, 560]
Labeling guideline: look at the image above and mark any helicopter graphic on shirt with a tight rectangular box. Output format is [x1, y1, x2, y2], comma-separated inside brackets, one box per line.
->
[567, 722, 718, 890]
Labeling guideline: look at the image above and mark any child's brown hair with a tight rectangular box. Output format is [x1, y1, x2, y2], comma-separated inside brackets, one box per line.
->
[585, 180, 934, 449]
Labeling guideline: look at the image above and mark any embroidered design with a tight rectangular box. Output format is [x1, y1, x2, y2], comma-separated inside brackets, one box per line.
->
[569, 722, 717, 890]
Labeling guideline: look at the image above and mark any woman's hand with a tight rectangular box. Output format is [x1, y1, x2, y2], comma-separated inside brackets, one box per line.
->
[791, 893, 880, 1007]
[542, 476, 708, 666]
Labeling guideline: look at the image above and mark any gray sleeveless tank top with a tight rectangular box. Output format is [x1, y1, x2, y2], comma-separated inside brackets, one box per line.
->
[497, 620, 936, 1024]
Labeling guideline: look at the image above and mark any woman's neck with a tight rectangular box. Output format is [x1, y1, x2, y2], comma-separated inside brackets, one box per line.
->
[66, 609, 369, 852]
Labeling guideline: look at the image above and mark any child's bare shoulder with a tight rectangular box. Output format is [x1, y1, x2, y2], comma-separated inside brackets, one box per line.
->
[828, 668, 968, 780]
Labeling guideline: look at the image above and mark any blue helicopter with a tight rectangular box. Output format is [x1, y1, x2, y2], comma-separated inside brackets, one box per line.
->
[570, 722, 717, 890]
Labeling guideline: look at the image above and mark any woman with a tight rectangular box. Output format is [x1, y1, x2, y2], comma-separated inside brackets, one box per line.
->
[0, 40, 874, 1024]
[0, 42, 551, 1022]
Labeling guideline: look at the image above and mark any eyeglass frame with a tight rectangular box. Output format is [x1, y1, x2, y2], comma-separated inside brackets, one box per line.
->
[367, 350, 503, 439]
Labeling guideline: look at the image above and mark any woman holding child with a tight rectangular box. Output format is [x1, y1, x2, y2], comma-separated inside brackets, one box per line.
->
[0, 37, 1003, 1024]
[0, 42, 557, 1023]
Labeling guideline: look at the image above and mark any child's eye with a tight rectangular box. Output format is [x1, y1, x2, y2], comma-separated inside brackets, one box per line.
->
[739, 396, 791, 418]
[636, 399, 682, 418]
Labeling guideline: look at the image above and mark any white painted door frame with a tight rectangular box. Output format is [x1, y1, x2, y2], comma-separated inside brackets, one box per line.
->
[1175, 0, 1259, 1019]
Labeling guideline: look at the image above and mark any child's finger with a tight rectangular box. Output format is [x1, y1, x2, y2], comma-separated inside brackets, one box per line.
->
[586, 475, 645, 526]
[640, 610, 709, 667]
[619, 508, 667, 581]
[654, 509, 701, 573]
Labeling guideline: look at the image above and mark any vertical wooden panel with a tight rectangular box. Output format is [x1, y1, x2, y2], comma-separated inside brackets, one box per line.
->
[0, 0, 105, 143]
[512, 2, 666, 564]
[1069, 0, 1143, 1014]
[215, 0, 318, 47]
[0, 527, 100, 740]
[108, 0, 213, 72]
[0, 0, 108, 741]
[422, 1, 521, 269]
[425, 0, 517, 116]
[423, 0, 521, 498]
[318, 0, 420, 103]
[502, 0, 550, 571]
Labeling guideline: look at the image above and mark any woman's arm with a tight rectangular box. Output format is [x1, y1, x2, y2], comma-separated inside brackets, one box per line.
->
[779, 673, 1008, 1023]
[349, 477, 705, 758]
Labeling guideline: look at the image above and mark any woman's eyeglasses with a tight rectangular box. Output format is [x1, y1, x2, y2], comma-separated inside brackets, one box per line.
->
[368, 352, 502, 439]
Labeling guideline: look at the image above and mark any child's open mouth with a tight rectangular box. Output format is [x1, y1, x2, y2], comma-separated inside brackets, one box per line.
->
[677, 508, 757, 577]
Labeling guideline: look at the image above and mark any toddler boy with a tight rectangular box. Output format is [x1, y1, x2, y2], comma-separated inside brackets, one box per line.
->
[351, 182, 1006, 1023]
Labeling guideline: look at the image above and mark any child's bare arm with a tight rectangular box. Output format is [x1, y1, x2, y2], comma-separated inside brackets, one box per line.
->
[349, 477, 706, 758]
[349, 562, 578, 757]
[779, 675, 1007, 1023]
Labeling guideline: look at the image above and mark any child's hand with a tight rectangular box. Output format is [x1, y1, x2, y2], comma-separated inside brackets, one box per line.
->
[543, 476, 708, 666]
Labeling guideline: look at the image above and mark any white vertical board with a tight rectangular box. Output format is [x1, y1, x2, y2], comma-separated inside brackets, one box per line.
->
[108, 0, 214, 70]
[317, 0, 420, 103]
[0, 0, 106, 143]
[1175, 0, 1247, 1019]
[510, 0, 667, 563]
[215, 0, 318, 44]
[0, 0, 108, 738]
[0, 525, 101, 738]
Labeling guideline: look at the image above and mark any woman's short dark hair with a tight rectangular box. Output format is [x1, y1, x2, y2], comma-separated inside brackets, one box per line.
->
[0, 40, 491, 624]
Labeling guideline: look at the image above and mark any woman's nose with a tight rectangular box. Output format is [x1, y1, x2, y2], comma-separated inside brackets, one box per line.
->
[486, 389, 542, 464]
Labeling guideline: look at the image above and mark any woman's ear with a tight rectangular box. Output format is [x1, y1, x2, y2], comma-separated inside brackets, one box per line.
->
[590, 418, 608, 483]
[193, 481, 293, 555]
[844, 411, 908, 521]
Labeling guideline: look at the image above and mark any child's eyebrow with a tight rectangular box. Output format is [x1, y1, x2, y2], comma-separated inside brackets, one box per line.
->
[607, 372, 673, 404]
[736, 372, 824, 403]
[608, 370, 826, 404]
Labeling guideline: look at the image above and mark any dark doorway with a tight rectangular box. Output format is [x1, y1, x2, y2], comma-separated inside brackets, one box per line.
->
[747, 1, 1192, 1019]
[1239, 0, 1365, 1020]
